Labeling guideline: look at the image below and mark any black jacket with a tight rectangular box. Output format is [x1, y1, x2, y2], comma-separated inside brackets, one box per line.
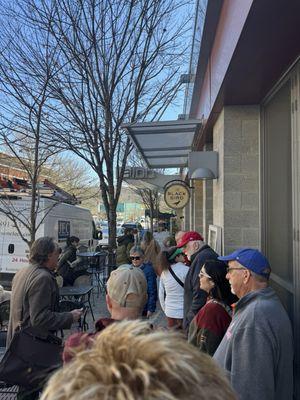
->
[57, 244, 77, 279]
[183, 245, 218, 330]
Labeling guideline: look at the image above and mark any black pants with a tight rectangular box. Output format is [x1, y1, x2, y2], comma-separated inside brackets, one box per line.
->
[17, 387, 40, 400]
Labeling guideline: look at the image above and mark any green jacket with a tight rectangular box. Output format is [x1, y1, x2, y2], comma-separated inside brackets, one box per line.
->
[116, 235, 134, 266]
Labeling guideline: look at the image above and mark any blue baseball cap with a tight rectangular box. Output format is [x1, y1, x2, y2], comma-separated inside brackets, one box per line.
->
[218, 248, 271, 278]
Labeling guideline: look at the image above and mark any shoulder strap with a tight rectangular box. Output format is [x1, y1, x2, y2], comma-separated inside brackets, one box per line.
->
[168, 266, 184, 287]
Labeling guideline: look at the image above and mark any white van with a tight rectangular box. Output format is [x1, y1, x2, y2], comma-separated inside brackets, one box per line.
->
[0, 197, 97, 284]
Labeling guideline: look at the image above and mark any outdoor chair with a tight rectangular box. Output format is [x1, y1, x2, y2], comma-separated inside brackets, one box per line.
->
[0, 381, 18, 399]
[0, 300, 10, 330]
[73, 274, 91, 287]
[87, 253, 108, 296]
[59, 300, 89, 336]
[0, 301, 16, 397]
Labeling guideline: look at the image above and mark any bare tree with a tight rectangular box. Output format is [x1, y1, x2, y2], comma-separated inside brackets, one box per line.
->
[15, 0, 191, 247]
[0, 11, 61, 247]
[48, 155, 100, 203]
[132, 187, 161, 233]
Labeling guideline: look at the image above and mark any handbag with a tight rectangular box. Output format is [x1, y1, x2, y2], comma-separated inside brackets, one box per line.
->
[0, 327, 63, 388]
[0, 268, 63, 388]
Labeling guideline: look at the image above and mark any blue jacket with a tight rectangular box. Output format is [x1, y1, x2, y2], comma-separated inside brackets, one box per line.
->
[140, 262, 157, 313]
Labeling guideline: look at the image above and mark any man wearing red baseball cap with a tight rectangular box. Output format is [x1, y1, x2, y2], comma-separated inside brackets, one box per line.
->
[177, 231, 218, 330]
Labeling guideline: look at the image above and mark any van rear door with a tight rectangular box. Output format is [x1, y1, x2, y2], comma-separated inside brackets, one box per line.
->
[0, 199, 31, 274]
[0, 214, 8, 272]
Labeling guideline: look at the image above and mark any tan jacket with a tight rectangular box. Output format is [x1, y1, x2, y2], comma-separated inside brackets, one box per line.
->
[7, 264, 73, 346]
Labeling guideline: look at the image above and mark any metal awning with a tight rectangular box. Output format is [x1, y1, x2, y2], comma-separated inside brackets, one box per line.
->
[123, 119, 202, 168]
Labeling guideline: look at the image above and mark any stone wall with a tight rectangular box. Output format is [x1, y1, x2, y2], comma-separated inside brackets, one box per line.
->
[213, 106, 260, 254]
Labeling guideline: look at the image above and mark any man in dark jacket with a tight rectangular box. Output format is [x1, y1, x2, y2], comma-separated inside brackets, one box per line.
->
[7, 237, 83, 400]
[177, 231, 218, 331]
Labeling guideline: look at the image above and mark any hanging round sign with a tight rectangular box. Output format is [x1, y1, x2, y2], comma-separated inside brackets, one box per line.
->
[164, 181, 190, 210]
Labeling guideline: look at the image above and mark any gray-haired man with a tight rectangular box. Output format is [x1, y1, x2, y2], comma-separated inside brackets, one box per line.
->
[214, 248, 293, 400]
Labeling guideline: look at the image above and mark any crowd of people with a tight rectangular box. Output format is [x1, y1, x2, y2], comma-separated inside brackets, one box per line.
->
[1, 228, 294, 400]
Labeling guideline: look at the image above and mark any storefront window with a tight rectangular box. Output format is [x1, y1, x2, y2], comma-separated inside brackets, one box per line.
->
[263, 80, 293, 283]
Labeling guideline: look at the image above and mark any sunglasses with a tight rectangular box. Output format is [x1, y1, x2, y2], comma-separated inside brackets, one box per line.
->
[199, 271, 212, 279]
[130, 256, 141, 261]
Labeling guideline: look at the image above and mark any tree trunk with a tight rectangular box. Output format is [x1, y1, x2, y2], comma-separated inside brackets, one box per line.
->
[150, 206, 154, 233]
[29, 178, 37, 248]
[108, 205, 117, 249]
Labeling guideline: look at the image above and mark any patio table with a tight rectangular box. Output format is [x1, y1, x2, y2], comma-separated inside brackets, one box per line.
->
[59, 285, 94, 320]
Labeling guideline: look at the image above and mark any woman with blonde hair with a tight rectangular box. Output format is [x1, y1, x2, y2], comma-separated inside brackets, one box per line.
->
[158, 246, 189, 329]
[41, 320, 236, 400]
[140, 231, 160, 274]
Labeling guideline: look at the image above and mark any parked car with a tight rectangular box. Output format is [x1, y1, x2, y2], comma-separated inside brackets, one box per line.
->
[121, 222, 144, 242]
[121, 222, 143, 232]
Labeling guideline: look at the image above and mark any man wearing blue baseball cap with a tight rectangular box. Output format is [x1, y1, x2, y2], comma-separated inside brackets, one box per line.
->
[213, 248, 293, 400]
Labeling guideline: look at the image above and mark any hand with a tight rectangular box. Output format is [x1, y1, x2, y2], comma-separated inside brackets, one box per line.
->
[71, 308, 83, 322]
[147, 311, 154, 319]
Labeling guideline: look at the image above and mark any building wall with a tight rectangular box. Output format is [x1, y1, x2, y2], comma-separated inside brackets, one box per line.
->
[213, 105, 260, 254]
[193, 179, 203, 234]
[203, 179, 213, 241]
[193, 0, 254, 120]
[202, 144, 214, 241]
[183, 198, 191, 231]
[213, 110, 225, 230]
[189, 180, 195, 230]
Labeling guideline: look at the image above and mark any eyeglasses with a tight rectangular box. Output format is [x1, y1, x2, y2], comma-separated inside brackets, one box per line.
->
[226, 267, 246, 273]
[199, 271, 212, 279]
[130, 256, 141, 261]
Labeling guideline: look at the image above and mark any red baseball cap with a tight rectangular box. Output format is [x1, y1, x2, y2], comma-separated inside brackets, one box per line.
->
[177, 231, 204, 248]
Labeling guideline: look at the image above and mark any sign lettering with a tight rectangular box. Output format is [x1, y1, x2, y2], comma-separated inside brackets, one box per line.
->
[164, 182, 190, 210]
[123, 167, 156, 180]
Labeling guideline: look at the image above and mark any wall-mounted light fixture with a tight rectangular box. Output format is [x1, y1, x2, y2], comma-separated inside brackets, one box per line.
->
[188, 151, 218, 180]
[191, 167, 215, 180]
